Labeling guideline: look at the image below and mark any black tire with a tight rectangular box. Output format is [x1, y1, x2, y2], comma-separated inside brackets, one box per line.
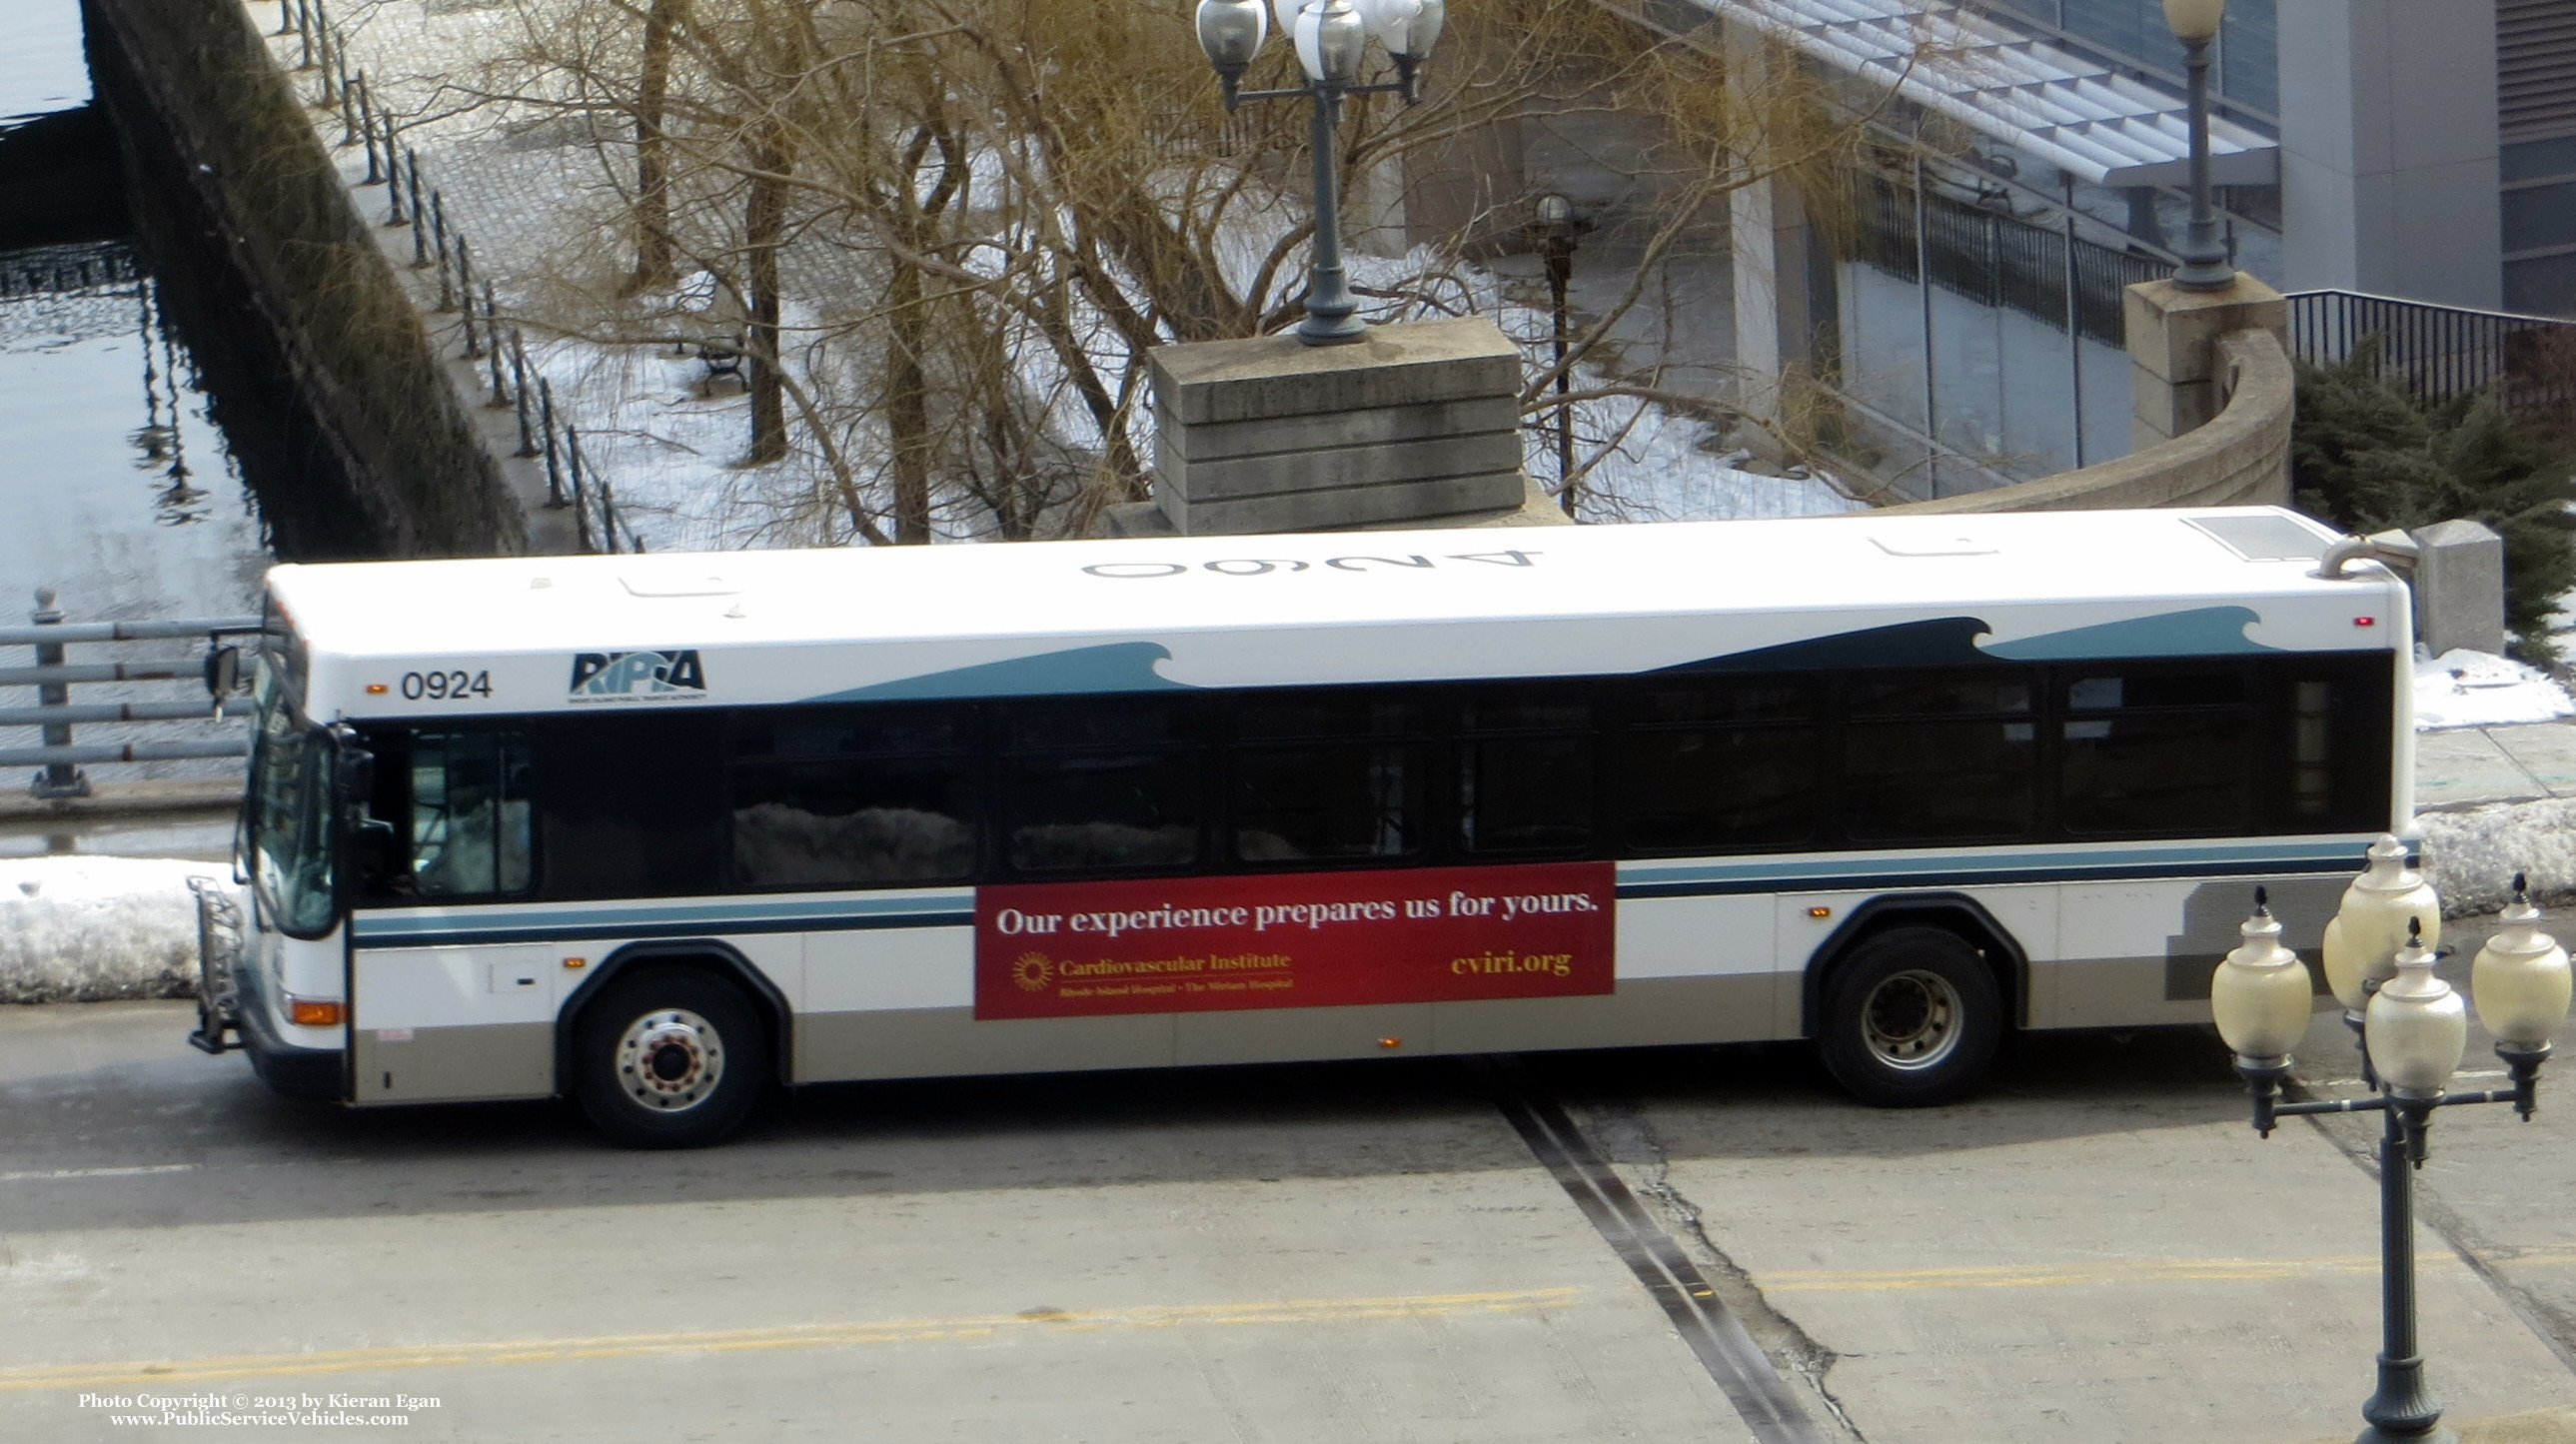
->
[1815, 925, 2002, 1107]
[571, 965, 769, 1148]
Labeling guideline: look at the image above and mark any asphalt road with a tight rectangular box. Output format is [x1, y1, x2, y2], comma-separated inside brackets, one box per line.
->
[3, 978, 2573, 1444]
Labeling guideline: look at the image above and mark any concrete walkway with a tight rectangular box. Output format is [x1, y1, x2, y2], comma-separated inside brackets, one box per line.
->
[2420, 720, 2576, 810]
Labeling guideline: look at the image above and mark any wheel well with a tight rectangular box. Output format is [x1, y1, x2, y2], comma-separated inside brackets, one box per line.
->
[1800, 895, 2025, 1038]
[555, 941, 793, 1094]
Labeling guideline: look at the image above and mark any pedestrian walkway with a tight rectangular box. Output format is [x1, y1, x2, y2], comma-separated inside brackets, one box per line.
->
[2420, 720, 2576, 809]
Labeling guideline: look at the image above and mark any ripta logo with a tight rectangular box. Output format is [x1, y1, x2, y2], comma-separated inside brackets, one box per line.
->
[568, 650, 706, 702]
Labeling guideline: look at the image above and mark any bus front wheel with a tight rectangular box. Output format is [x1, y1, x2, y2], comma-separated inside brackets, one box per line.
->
[572, 966, 769, 1148]
[1816, 926, 2000, 1107]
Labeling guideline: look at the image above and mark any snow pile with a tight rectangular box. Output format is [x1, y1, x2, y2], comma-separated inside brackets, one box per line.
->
[2413, 649, 2576, 729]
[0, 857, 233, 1003]
[2421, 800, 2576, 916]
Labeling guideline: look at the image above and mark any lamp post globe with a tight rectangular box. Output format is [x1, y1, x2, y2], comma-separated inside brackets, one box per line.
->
[2471, 874, 2574, 1052]
[1401, 0, 1444, 60]
[2211, 889, 2312, 1068]
[1293, 0, 1366, 87]
[2367, 921, 2469, 1098]
[2324, 835, 2443, 1015]
[2161, 0, 2224, 44]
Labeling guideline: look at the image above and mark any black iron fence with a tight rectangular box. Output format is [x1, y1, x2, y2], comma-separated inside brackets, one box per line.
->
[2284, 289, 2576, 419]
[1851, 172, 2166, 348]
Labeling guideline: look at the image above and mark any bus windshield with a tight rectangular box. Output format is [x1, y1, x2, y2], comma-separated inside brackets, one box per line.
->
[249, 671, 338, 937]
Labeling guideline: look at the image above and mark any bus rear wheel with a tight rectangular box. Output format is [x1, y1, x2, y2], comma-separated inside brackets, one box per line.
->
[1816, 926, 2000, 1107]
[572, 966, 768, 1148]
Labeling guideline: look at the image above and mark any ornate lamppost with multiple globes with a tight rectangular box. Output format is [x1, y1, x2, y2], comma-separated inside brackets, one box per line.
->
[1192, 0, 1445, 344]
[2162, 0, 2237, 291]
[2212, 851, 2572, 1444]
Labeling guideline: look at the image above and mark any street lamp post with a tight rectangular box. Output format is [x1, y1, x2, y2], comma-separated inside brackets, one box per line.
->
[1527, 193, 1592, 515]
[2162, 0, 2236, 291]
[2213, 864, 2572, 1444]
[1193, 0, 1445, 345]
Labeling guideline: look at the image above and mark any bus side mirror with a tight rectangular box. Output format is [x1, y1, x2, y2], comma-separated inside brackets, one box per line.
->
[204, 645, 241, 705]
[333, 745, 375, 806]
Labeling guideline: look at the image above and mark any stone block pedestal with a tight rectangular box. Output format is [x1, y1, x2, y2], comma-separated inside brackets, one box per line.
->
[1131, 318, 1547, 535]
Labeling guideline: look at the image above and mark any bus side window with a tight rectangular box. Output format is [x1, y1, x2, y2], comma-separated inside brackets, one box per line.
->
[1232, 695, 1426, 863]
[1004, 699, 1205, 873]
[1458, 697, 1594, 855]
[2057, 669, 2252, 835]
[1841, 673, 2035, 842]
[408, 729, 534, 897]
[730, 707, 976, 888]
[1619, 682, 1814, 852]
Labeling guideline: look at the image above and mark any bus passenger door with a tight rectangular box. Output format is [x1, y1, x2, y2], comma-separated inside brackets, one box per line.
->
[351, 942, 558, 1103]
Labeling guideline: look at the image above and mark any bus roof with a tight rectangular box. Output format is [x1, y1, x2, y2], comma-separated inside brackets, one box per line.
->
[266, 508, 2402, 719]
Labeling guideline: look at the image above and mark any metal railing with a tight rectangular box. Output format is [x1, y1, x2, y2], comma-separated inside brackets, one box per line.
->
[285, 0, 644, 556]
[1, 590, 258, 798]
[2285, 289, 2576, 416]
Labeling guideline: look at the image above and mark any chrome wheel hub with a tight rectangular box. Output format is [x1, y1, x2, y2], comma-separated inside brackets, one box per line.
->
[616, 1007, 724, 1111]
[1861, 969, 1962, 1072]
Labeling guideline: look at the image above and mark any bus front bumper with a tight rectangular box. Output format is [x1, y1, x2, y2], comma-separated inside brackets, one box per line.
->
[234, 958, 345, 1101]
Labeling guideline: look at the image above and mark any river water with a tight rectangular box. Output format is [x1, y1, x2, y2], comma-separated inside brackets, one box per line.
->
[0, 0, 269, 634]
[2, 0, 272, 855]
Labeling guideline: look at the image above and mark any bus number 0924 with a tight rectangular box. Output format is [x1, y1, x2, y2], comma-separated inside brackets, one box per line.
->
[400, 670, 493, 702]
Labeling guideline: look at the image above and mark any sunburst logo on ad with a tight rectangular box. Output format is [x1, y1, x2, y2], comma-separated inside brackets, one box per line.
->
[1011, 952, 1054, 992]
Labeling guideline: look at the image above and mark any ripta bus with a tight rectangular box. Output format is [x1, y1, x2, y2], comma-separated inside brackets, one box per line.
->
[192, 507, 2410, 1146]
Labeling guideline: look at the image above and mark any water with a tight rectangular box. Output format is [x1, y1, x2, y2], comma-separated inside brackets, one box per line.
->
[1, 0, 273, 857]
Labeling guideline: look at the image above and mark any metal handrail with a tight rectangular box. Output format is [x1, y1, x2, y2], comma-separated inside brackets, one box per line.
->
[8, 589, 255, 798]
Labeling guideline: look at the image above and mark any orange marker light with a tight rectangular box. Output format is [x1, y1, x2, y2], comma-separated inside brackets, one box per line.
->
[289, 997, 344, 1026]
[366, 684, 389, 695]
[1809, 906, 1833, 918]
[1377, 1037, 1402, 1048]
[562, 956, 587, 969]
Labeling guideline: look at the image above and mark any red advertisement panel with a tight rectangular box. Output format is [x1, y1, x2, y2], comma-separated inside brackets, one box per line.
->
[974, 860, 1616, 1019]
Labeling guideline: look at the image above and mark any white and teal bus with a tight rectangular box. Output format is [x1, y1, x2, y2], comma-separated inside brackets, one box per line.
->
[199, 507, 2411, 1146]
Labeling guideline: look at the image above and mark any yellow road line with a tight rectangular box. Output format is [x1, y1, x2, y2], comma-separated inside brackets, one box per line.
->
[0, 1287, 1581, 1392]
[1760, 1248, 2576, 1293]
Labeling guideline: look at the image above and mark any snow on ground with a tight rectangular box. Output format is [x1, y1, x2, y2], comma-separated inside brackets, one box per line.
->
[2414, 648, 2576, 729]
[2420, 799, 2576, 917]
[0, 857, 234, 1002]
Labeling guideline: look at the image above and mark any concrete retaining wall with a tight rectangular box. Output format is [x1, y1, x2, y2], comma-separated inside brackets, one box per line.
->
[1877, 327, 2294, 515]
[83, 0, 523, 558]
